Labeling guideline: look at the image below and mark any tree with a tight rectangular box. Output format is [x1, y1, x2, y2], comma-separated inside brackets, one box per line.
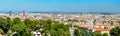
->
[11, 18, 32, 36]
[12, 17, 23, 24]
[117, 21, 120, 26]
[0, 29, 4, 35]
[11, 24, 32, 36]
[74, 29, 80, 36]
[89, 32, 94, 36]
[68, 19, 79, 22]
[24, 19, 38, 31]
[103, 33, 109, 36]
[110, 27, 120, 36]
[80, 20, 86, 24]
[43, 19, 52, 30]
[94, 31, 102, 36]
[42, 20, 71, 36]
[0, 17, 10, 33]
[6, 17, 12, 25]
[79, 29, 91, 36]
[93, 19, 96, 25]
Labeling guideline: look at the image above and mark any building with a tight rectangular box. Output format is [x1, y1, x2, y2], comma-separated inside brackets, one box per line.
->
[32, 31, 42, 36]
[22, 10, 27, 17]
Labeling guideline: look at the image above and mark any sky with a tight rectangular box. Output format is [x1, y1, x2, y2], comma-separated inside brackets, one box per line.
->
[0, 0, 120, 12]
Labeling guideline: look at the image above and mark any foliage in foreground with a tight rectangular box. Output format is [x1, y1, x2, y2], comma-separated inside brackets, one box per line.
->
[0, 17, 119, 36]
[110, 26, 120, 36]
[0, 17, 72, 36]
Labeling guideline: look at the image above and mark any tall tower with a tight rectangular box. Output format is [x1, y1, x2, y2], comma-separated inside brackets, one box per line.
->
[102, 15, 105, 24]
[22, 10, 26, 17]
[9, 11, 12, 16]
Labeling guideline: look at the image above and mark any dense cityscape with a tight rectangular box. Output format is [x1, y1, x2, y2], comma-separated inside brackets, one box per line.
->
[0, 10, 119, 36]
[0, 0, 120, 36]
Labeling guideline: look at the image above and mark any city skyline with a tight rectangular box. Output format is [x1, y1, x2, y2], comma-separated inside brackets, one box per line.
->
[0, 0, 120, 12]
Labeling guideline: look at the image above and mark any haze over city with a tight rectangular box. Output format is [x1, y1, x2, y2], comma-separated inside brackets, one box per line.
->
[0, 0, 120, 12]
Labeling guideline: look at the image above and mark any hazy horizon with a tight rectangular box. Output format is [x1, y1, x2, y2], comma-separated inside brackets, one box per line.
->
[0, 0, 120, 12]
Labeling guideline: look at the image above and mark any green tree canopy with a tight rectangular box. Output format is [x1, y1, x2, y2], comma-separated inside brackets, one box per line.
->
[24, 19, 39, 31]
[74, 29, 80, 36]
[94, 31, 102, 36]
[0, 17, 10, 33]
[103, 33, 109, 36]
[110, 26, 120, 36]
[12, 17, 23, 24]
[11, 24, 32, 36]
[0, 29, 4, 35]
[42, 20, 70, 36]
[11, 18, 32, 36]
[93, 19, 96, 25]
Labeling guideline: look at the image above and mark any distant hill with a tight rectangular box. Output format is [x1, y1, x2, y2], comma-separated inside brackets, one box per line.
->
[0, 12, 120, 15]
[28, 12, 120, 15]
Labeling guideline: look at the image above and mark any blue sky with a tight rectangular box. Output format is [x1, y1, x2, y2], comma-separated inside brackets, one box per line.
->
[0, 0, 120, 12]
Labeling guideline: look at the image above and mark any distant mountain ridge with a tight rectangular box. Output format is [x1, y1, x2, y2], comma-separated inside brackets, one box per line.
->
[29, 12, 120, 15]
[0, 12, 120, 15]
